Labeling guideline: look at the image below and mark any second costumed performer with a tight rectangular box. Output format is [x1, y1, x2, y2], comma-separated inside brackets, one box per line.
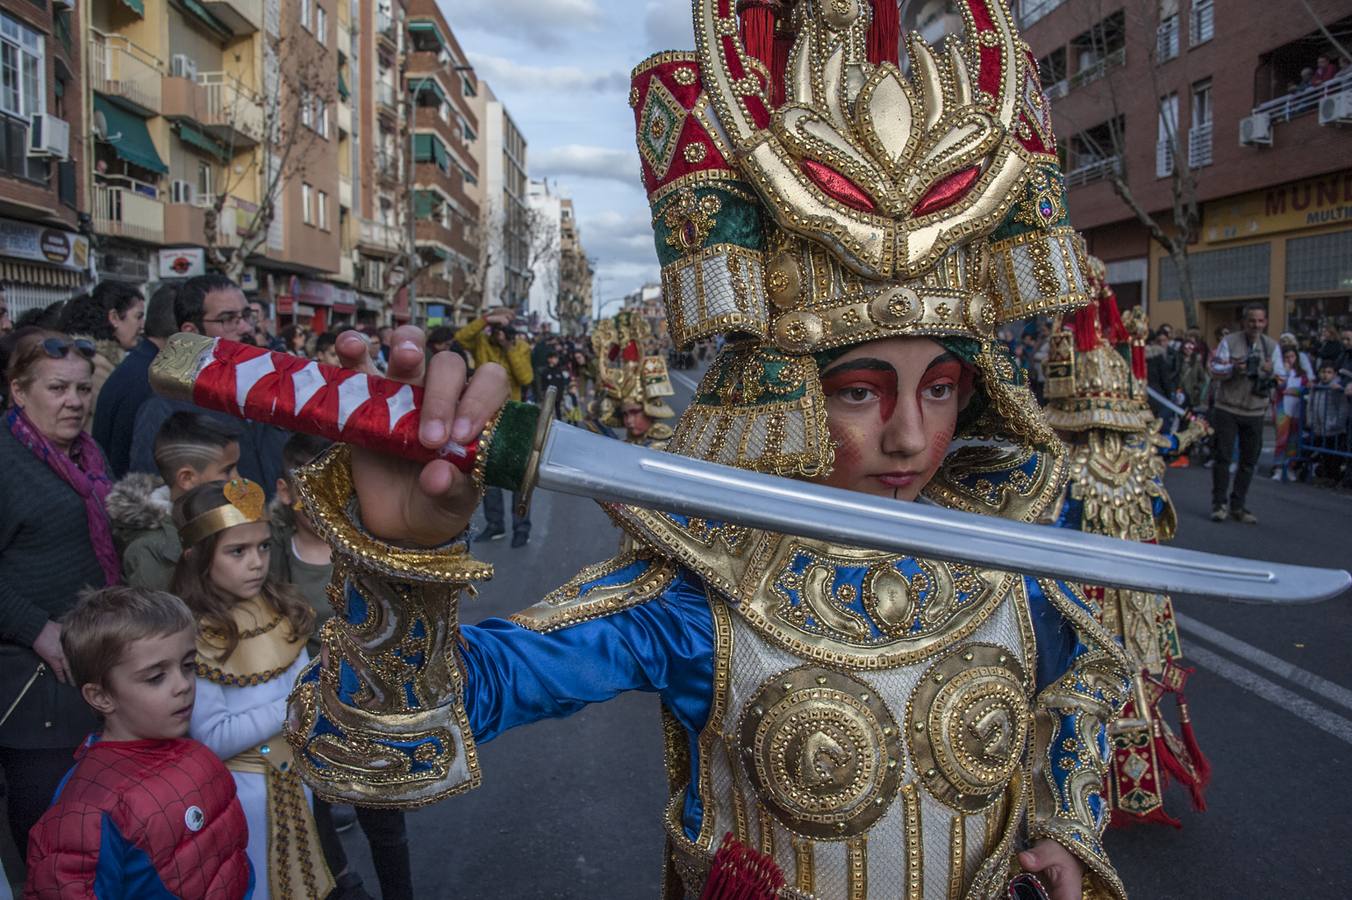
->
[284, 1, 1132, 897]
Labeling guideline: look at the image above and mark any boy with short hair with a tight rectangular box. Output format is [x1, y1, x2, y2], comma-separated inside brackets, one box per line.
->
[115, 412, 240, 590]
[24, 587, 252, 899]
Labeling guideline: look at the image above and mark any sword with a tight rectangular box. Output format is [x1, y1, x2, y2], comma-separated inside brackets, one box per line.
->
[1145, 385, 1189, 418]
[150, 335, 1349, 605]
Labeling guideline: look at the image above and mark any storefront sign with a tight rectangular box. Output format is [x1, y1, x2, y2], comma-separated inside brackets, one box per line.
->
[1203, 170, 1352, 243]
[0, 217, 89, 271]
[158, 247, 205, 279]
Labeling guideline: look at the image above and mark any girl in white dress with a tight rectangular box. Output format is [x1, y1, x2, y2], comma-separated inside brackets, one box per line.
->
[174, 478, 333, 900]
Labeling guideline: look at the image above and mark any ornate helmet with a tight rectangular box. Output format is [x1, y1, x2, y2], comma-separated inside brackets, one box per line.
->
[1043, 255, 1153, 433]
[592, 311, 676, 424]
[630, 0, 1091, 476]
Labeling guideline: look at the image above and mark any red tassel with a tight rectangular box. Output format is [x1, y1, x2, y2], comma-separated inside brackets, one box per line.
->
[739, 3, 777, 74]
[1131, 344, 1147, 380]
[1069, 303, 1101, 353]
[700, 833, 786, 900]
[1111, 804, 1182, 830]
[868, 0, 900, 66]
[1099, 292, 1130, 345]
[1178, 698, 1212, 798]
[770, 29, 792, 107]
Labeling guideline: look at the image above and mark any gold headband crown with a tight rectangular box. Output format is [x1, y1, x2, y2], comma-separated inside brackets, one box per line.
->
[179, 478, 268, 547]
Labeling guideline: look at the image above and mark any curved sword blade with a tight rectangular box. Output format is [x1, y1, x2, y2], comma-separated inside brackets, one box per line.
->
[538, 425, 1350, 604]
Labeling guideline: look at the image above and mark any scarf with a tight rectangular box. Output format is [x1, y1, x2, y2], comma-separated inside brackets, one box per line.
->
[6, 407, 120, 586]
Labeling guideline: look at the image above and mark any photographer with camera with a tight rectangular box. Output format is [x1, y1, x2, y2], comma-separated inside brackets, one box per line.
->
[1208, 302, 1284, 523]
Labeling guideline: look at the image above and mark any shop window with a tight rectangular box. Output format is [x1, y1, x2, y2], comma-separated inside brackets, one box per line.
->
[1286, 230, 1352, 295]
[1159, 243, 1271, 301]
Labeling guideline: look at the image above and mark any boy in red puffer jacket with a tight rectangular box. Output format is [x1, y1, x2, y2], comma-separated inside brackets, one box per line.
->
[24, 587, 251, 899]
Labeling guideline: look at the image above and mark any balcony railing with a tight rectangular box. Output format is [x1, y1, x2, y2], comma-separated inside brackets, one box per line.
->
[1068, 47, 1126, 91]
[1063, 156, 1122, 188]
[93, 176, 164, 244]
[359, 217, 401, 252]
[1019, 0, 1066, 28]
[337, 99, 352, 133]
[197, 72, 264, 146]
[1187, 122, 1213, 169]
[1155, 139, 1174, 178]
[91, 30, 163, 115]
[1253, 68, 1352, 123]
[1042, 79, 1069, 100]
[376, 80, 397, 110]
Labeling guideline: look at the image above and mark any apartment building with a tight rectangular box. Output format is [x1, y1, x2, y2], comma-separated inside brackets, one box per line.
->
[472, 80, 530, 311]
[556, 197, 591, 336]
[404, 0, 480, 327]
[0, 0, 87, 320]
[1022, 0, 1352, 337]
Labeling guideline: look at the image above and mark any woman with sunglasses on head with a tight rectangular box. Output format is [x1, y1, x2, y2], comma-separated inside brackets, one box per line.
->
[0, 328, 121, 865]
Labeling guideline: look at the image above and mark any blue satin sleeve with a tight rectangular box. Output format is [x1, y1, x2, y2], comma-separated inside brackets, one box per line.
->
[457, 574, 715, 746]
[1024, 575, 1090, 693]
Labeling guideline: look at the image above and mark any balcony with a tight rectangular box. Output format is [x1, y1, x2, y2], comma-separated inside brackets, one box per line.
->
[338, 174, 352, 209]
[416, 218, 457, 251]
[162, 72, 263, 149]
[1155, 139, 1175, 178]
[1187, 122, 1213, 169]
[1068, 47, 1126, 91]
[202, 0, 261, 35]
[93, 177, 164, 245]
[91, 31, 162, 116]
[1064, 156, 1122, 188]
[416, 274, 451, 300]
[1252, 68, 1352, 124]
[337, 99, 352, 134]
[376, 80, 398, 114]
[163, 199, 207, 247]
[377, 12, 398, 48]
[358, 217, 401, 255]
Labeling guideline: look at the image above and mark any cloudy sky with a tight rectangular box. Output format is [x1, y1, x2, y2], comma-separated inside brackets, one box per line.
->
[437, 0, 696, 313]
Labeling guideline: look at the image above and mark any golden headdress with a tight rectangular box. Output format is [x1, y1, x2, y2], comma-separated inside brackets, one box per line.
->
[591, 311, 676, 424]
[631, 0, 1092, 475]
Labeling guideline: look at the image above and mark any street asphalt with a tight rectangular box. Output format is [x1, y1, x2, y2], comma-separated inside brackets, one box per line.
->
[340, 368, 1352, 898]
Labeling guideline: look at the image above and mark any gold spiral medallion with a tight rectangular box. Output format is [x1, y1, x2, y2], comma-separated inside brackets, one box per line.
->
[738, 666, 902, 839]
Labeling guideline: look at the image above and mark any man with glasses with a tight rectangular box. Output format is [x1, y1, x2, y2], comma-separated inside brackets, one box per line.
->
[128, 275, 285, 494]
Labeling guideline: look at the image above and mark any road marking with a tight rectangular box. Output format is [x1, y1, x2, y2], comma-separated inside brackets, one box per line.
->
[670, 369, 699, 392]
[1176, 613, 1352, 714]
[1184, 643, 1352, 746]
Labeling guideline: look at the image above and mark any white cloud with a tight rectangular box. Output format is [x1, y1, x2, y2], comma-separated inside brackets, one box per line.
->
[578, 208, 660, 292]
[470, 53, 628, 94]
[438, 0, 603, 48]
[532, 144, 639, 184]
[644, 0, 693, 52]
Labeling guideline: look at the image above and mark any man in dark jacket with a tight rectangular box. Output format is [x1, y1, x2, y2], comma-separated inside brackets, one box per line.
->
[92, 283, 178, 477]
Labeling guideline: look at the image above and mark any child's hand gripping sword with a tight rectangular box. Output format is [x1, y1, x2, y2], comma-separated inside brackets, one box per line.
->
[150, 333, 1351, 604]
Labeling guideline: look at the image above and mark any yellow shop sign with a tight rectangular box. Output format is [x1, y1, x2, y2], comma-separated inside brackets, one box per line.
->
[1202, 170, 1352, 243]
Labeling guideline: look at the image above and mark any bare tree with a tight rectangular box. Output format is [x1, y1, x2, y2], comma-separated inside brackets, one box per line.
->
[1052, 0, 1204, 328]
[203, 27, 335, 282]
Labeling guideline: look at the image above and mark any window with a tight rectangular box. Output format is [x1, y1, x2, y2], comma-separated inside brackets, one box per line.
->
[318, 190, 329, 229]
[462, 121, 476, 143]
[1191, 78, 1212, 125]
[316, 7, 327, 44]
[301, 91, 312, 128]
[1189, 0, 1214, 46]
[1156, 14, 1179, 61]
[197, 161, 213, 201]
[1156, 93, 1178, 177]
[0, 12, 43, 121]
[460, 73, 476, 98]
[300, 0, 311, 31]
[1188, 78, 1213, 168]
[302, 182, 314, 224]
[315, 97, 328, 137]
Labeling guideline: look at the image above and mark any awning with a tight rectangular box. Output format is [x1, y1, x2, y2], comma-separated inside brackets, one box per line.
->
[418, 243, 450, 261]
[181, 0, 231, 36]
[176, 122, 228, 162]
[93, 96, 167, 174]
[118, 0, 145, 15]
[408, 76, 447, 105]
[413, 190, 442, 218]
[408, 20, 448, 51]
[413, 132, 449, 170]
[338, 70, 349, 100]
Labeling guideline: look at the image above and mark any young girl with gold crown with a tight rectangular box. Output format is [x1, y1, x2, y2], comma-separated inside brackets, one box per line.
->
[172, 478, 333, 900]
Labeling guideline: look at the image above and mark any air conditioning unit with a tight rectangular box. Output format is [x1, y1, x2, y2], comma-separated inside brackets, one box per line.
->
[170, 180, 195, 205]
[171, 54, 198, 80]
[1238, 113, 1272, 146]
[27, 114, 70, 159]
[1318, 91, 1352, 126]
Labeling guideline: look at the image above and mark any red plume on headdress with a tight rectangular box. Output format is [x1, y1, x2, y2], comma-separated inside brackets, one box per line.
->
[1069, 303, 1102, 354]
[868, 0, 900, 66]
[738, 0, 789, 106]
[622, 340, 640, 362]
[1098, 286, 1130, 345]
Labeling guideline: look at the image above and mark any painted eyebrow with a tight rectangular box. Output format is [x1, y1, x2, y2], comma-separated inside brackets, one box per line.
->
[925, 351, 961, 370]
[820, 358, 895, 378]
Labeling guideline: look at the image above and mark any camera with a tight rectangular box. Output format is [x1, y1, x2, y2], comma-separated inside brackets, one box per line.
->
[1245, 351, 1277, 397]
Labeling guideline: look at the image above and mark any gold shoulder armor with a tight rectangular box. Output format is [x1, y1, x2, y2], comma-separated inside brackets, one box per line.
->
[510, 551, 679, 633]
[922, 445, 1068, 523]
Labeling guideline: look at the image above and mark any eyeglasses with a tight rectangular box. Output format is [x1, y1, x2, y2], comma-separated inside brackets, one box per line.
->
[41, 337, 96, 360]
[202, 308, 257, 327]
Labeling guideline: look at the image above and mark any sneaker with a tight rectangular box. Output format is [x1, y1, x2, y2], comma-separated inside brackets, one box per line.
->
[1230, 507, 1258, 524]
[1210, 505, 1228, 522]
[330, 872, 374, 900]
[511, 532, 530, 548]
[475, 526, 506, 542]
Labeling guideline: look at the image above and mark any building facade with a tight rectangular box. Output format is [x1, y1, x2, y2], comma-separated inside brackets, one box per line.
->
[0, 0, 88, 320]
[1022, 0, 1352, 339]
[556, 196, 591, 336]
[471, 80, 530, 312]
